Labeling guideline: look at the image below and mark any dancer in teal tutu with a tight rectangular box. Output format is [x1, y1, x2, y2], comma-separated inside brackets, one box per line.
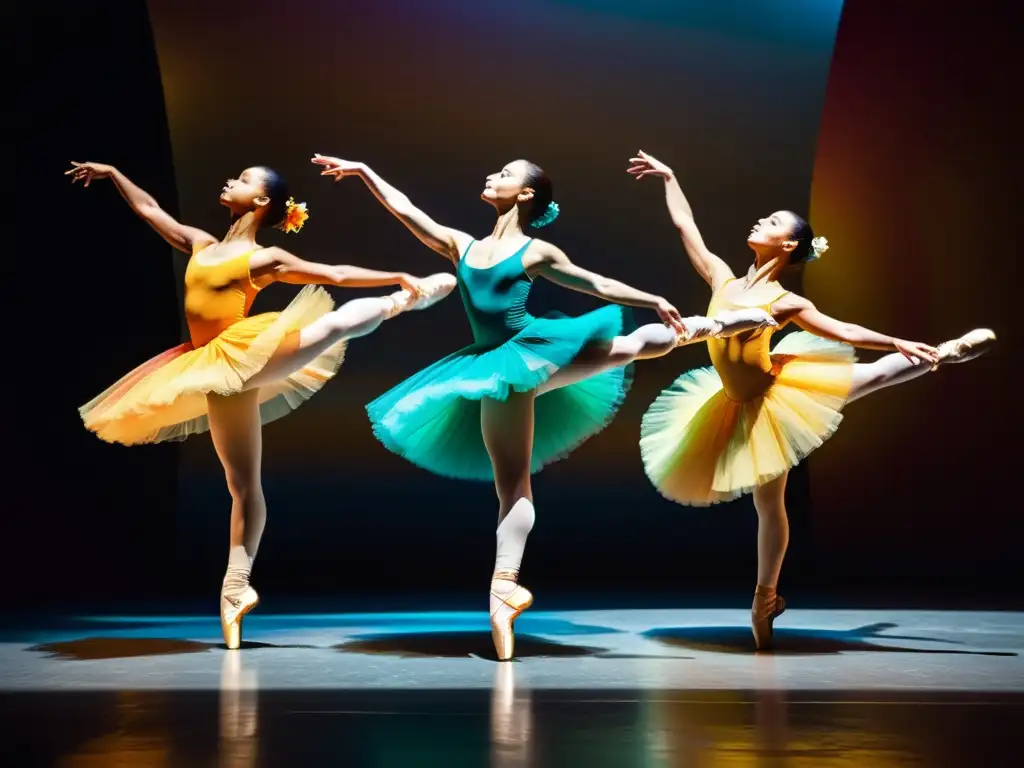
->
[312, 154, 774, 659]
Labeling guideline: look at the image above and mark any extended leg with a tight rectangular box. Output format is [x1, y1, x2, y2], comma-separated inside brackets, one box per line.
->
[536, 324, 677, 394]
[537, 308, 776, 395]
[848, 327, 996, 403]
[245, 274, 456, 389]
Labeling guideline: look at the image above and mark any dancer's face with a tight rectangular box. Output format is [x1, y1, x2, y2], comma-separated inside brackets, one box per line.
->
[219, 167, 271, 216]
[481, 160, 535, 210]
[747, 210, 800, 264]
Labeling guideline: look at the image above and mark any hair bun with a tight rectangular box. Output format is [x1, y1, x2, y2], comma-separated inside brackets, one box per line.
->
[531, 201, 560, 228]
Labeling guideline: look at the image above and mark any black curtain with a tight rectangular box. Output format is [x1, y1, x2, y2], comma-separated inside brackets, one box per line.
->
[11, 0, 182, 611]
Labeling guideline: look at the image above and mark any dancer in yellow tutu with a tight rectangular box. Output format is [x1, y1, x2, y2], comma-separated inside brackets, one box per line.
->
[629, 150, 996, 649]
[68, 161, 455, 648]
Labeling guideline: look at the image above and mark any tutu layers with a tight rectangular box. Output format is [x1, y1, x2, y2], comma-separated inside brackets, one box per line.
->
[641, 330, 855, 505]
[367, 239, 634, 481]
[81, 244, 347, 445]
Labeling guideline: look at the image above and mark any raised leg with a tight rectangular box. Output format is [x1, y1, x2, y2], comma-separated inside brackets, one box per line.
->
[244, 274, 457, 390]
[537, 323, 677, 395]
[848, 327, 996, 404]
[481, 392, 537, 660]
[537, 307, 777, 395]
[847, 353, 931, 404]
[207, 389, 265, 649]
[751, 472, 789, 651]
[244, 296, 393, 390]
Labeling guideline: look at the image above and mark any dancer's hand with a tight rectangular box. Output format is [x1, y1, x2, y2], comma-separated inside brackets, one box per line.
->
[894, 338, 940, 365]
[398, 273, 423, 298]
[312, 154, 363, 181]
[627, 150, 673, 181]
[66, 161, 114, 187]
[656, 297, 685, 336]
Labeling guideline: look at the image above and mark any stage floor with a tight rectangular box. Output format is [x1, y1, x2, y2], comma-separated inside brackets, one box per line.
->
[2, 608, 1022, 765]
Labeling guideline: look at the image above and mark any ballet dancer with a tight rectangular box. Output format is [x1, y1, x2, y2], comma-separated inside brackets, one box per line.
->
[630, 150, 995, 649]
[313, 154, 775, 658]
[68, 161, 456, 648]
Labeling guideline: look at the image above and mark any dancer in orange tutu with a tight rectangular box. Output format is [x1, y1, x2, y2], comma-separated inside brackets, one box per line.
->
[68, 161, 455, 648]
[630, 150, 995, 650]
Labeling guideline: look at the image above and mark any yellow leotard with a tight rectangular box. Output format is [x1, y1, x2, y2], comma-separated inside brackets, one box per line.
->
[707, 278, 791, 402]
[184, 248, 265, 346]
[640, 278, 857, 506]
[79, 242, 345, 445]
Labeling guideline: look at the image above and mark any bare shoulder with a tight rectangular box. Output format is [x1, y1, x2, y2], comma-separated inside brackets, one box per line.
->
[449, 229, 475, 262]
[520, 239, 561, 277]
[524, 237, 563, 265]
[772, 290, 812, 318]
[248, 246, 302, 278]
[190, 232, 219, 254]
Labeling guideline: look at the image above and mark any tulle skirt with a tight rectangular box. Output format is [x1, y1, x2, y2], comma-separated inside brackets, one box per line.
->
[640, 332, 856, 505]
[80, 286, 346, 445]
[367, 305, 634, 481]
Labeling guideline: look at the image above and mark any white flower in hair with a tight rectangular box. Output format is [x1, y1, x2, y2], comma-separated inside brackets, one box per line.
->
[808, 236, 829, 262]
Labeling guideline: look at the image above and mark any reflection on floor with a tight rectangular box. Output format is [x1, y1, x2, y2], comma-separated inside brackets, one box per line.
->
[4, 608, 1019, 690]
[2, 609, 1021, 765]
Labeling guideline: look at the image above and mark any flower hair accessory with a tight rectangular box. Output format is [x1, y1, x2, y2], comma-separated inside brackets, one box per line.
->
[807, 235, 829, 262]
[531, 201, 560, 228]
[279, 197, 309, 234]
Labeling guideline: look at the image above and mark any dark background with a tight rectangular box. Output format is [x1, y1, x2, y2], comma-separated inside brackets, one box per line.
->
[11, 0, 1017, 614]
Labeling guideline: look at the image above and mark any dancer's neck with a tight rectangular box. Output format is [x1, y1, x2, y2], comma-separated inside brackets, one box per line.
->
[744, 258, 783, 287]
[222, 212, 262, 247]
[491, 206, 527, 241]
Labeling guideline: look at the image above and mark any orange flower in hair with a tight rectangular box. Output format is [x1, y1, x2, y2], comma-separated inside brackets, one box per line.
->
[281, 197, 309, 234]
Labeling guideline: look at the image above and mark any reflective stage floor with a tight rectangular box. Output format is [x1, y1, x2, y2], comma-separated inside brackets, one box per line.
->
[2, 608, 1021, 766]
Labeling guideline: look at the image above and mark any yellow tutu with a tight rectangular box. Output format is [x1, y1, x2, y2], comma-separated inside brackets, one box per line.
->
[640, 331, 855, 506]
[80, 285, 346, 445]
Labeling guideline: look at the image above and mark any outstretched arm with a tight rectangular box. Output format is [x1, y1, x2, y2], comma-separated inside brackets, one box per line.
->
[250, 248, 422, 293]
[775, 293, 940, 364]
[529, 242, 685, 334]
[628, 150, 735, 290]
[66, 162, 214, 253]
[312, 155, 472, 263]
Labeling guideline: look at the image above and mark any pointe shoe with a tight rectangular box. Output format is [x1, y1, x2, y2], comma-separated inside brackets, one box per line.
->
[490, 573, 534, 661]
[751, 585, 786, 651]
[220, 586, 260, 650]
[934, 328, 996, 368]
[390, 273, 458, 316]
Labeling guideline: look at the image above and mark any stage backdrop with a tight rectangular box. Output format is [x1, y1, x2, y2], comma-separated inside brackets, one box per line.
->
[806, 0, 1018, 592]
[145, 0, 846, 601]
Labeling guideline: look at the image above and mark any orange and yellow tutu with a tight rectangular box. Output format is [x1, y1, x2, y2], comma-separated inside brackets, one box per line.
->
[81, 244, 346, 445]
[640, 278, 857, 505]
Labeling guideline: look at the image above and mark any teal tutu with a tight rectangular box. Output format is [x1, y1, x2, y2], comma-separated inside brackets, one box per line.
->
[367, 305, 634, 481]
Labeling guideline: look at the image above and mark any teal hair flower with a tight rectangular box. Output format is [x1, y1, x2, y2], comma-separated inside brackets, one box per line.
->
[531, 201, 560, 228]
